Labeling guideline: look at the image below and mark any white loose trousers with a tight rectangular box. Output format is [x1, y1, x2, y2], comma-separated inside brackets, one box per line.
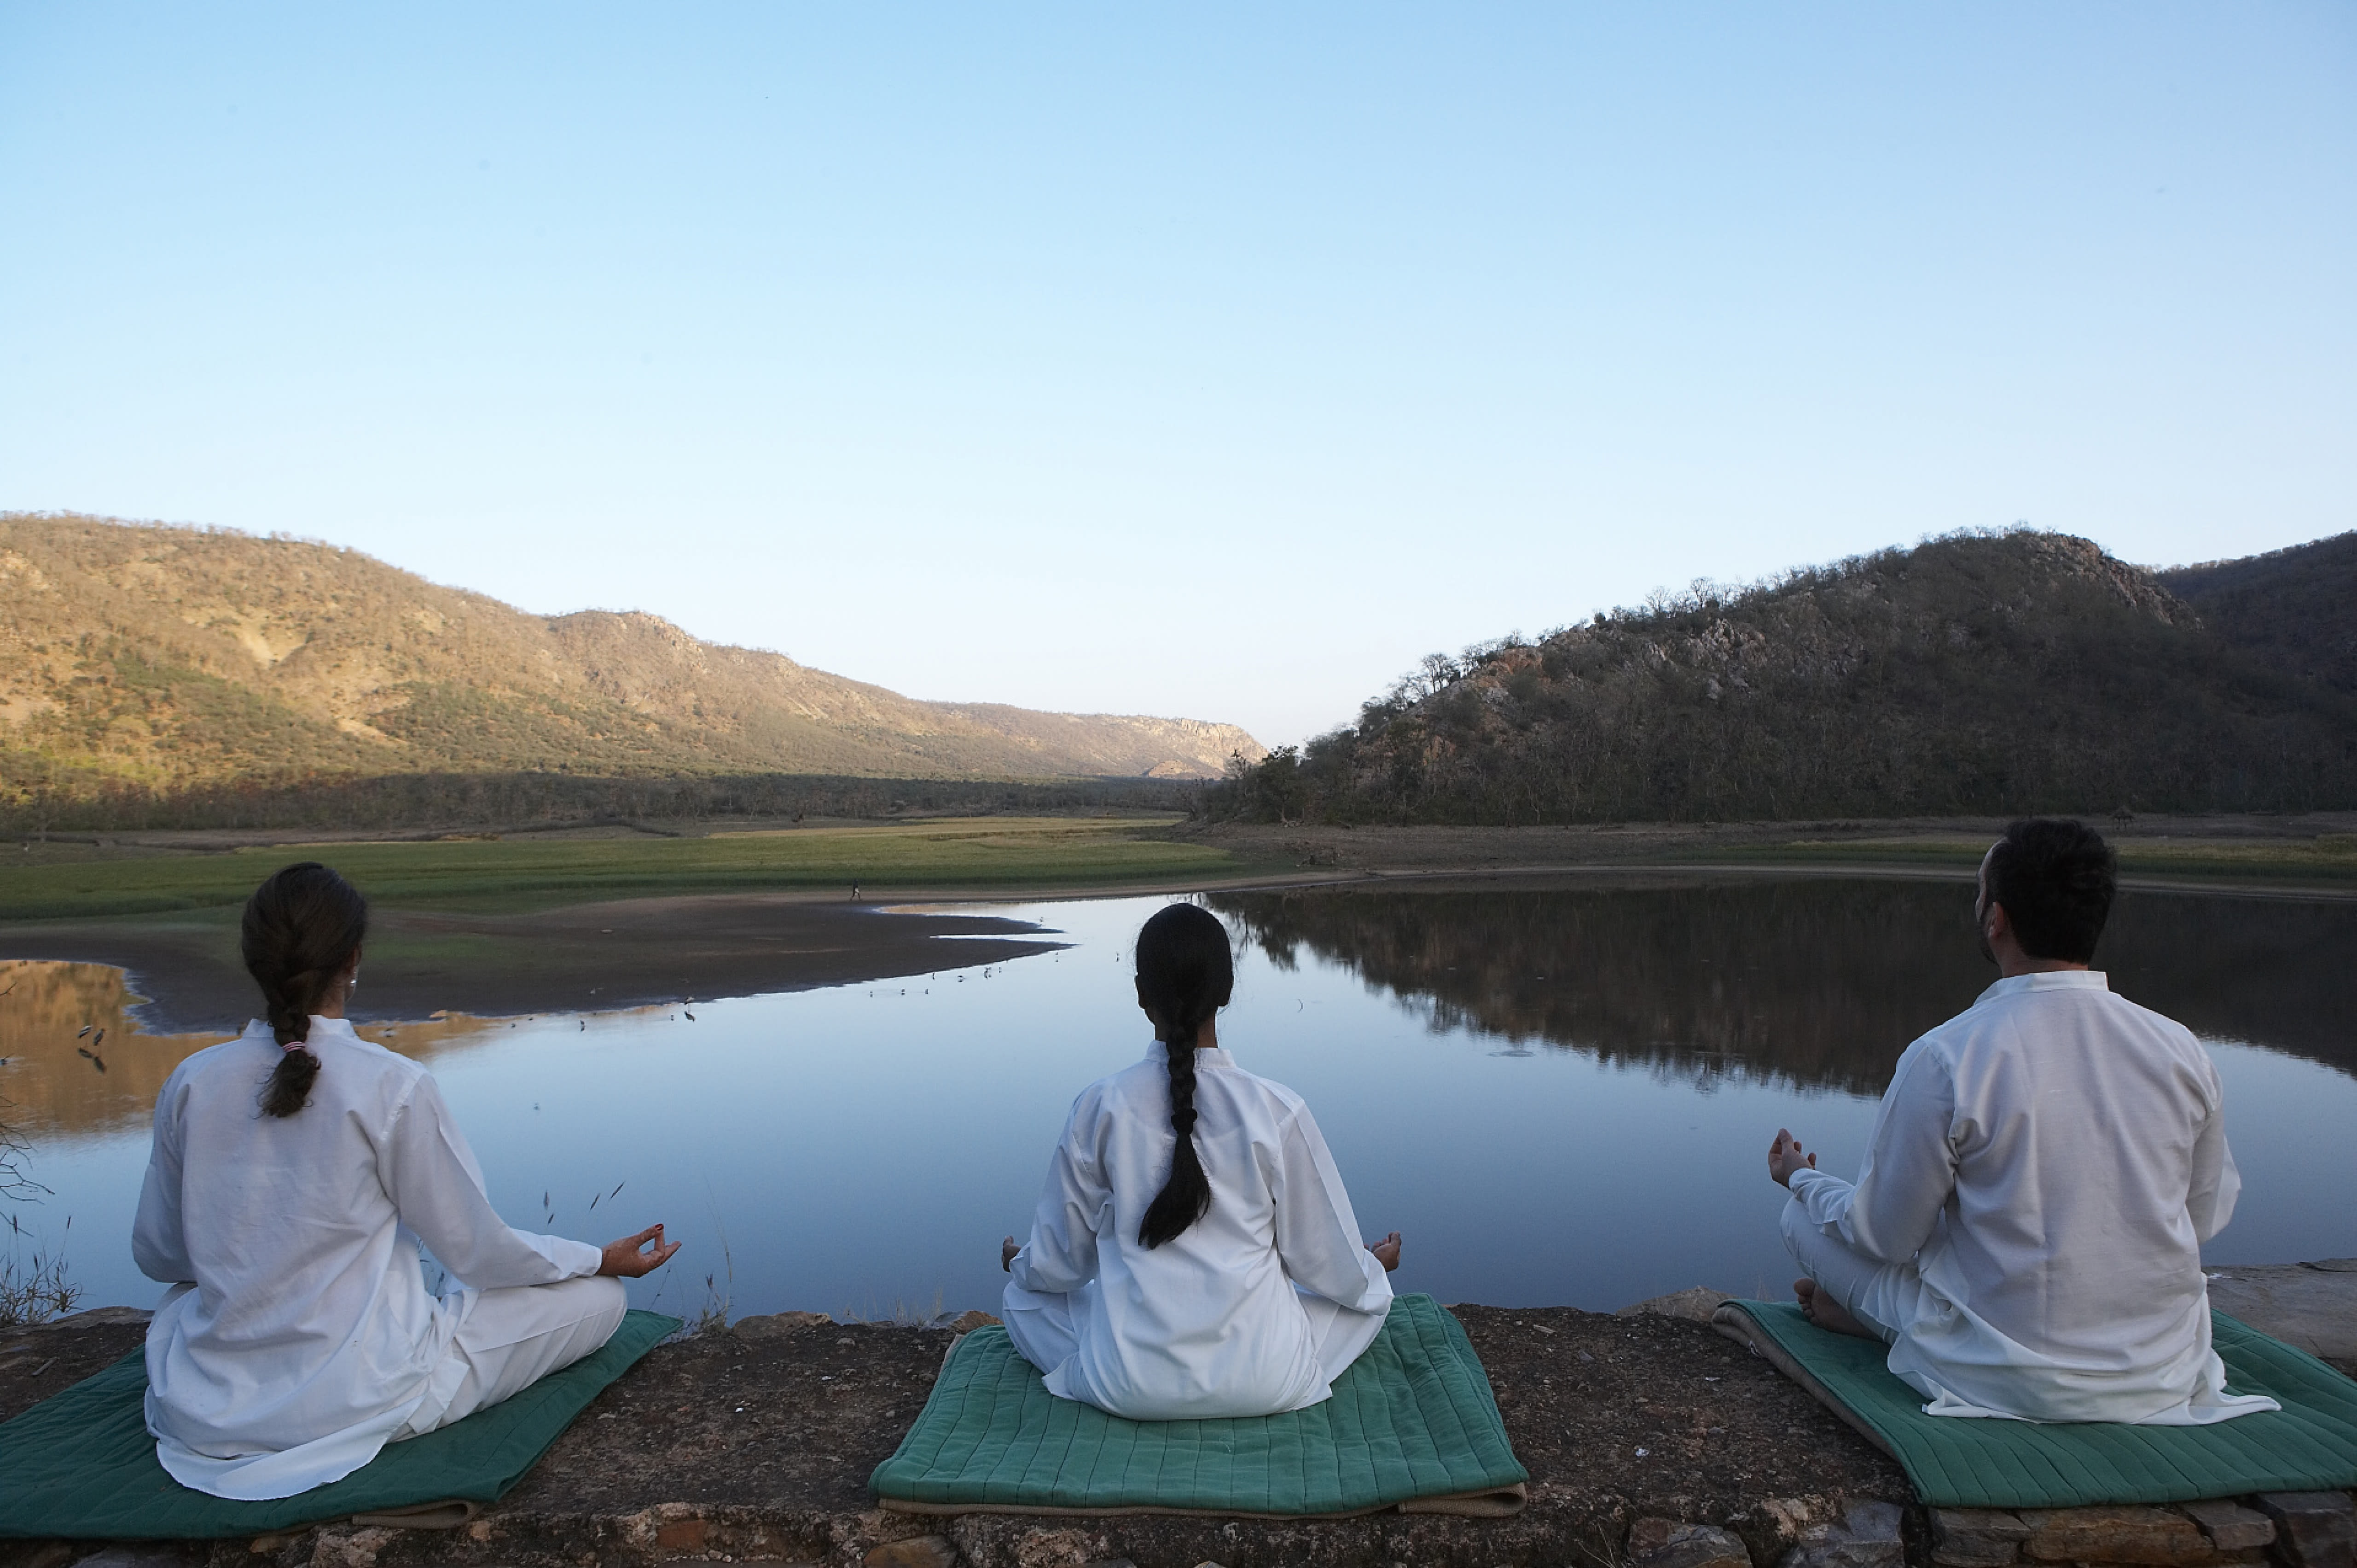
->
[394, 1275, 626, 1439]
[1003, 1279, 1386, 1400]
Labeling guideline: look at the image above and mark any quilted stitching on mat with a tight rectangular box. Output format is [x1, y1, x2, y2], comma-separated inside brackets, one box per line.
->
[1723, 1302, 2357, 1509]
[870, 1293, 1527, 1514]
[0, 1308, 679, 1539]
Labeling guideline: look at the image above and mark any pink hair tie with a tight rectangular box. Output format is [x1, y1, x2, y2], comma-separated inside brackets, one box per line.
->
[281, 1039, 306, 1054]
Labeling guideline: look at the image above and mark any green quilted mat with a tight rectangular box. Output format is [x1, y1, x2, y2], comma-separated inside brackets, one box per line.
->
[0, 1309, 679, 1539]
[870, 1293, 1528, 1518]
[1717, 1301, 2357, 1509]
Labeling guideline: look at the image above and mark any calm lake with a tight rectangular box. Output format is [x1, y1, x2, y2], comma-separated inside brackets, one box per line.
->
[6, 880, 2355, 1322]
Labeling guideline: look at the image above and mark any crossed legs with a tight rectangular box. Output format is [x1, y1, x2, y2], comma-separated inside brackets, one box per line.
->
[397, 1275, 628, 1440]
[1001, 1279, 1386, 1391]
[1779, 1198, 1909, 1345]
[1000, 1279, 1081, 1377]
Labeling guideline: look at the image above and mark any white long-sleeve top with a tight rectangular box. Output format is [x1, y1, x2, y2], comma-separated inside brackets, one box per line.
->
[134, 1018, 601, 1499]
[1788, 970, 2276, 1424]
[1009, 1042, 1393, 1419]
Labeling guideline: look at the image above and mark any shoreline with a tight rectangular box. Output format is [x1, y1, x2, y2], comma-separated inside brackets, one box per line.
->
[4, 845, 2355, 1035]
[0, 898, 1070, 1036]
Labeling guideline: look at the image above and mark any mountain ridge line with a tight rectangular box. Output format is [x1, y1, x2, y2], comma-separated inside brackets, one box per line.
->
[0, 512, 1267, 822]
[1209, 526, 2357, 825]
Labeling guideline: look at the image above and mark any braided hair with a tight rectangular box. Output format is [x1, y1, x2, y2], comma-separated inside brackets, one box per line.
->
[241, 862, 369, 1118]
[1134, 903, 1235, 1249]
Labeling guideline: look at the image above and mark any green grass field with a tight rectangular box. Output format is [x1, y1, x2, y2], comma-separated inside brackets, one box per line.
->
[8, 816, 2346, 926]
[0, 817, 1257, 922]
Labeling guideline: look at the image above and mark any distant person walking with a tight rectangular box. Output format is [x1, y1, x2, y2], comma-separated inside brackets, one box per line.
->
[1767, 819, 2273, 1425]
[998, 903, 1400, 1419]
[134, 862, 680, 1500]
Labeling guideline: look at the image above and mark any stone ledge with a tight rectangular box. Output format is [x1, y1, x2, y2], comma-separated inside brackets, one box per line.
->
[1928, 1495, 2357, 1568]
[2204, 1268, 2357, 1369]
[2254, 1492, 2357, 1568]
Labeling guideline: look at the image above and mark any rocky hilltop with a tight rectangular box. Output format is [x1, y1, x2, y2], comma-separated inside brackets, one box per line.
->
[1212, 528, 2357, 824]
[0, 514, 1264, 809]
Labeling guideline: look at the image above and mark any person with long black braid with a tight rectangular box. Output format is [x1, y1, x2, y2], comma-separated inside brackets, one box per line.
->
[132, 863, 682, 1500]
[998, 903, 1401, 1420]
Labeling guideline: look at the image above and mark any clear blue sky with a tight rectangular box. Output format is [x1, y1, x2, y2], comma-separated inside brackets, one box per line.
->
[3, 5, 2351, 747]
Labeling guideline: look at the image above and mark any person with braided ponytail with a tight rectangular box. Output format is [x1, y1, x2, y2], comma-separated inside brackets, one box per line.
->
[131, 863, 682, 1501]
[999, 903, 1401, 1420]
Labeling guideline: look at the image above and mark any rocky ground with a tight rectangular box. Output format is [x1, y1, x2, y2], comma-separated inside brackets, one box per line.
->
[1, 1298, 1911, 1568]
[5, 1278, 2351, 1568]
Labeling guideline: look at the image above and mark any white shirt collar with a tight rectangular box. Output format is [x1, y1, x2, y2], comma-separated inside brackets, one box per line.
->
[242, 1016, 361, 1044]
[1977, 969, 2109, 1005]
[1148, 1040, 1235, 1069]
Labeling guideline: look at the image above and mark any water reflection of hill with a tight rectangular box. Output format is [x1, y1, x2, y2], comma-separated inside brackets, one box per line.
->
[2100, 894, 2357, 1074]
[0, 961, 515, 1138]
[1209, 883, 2357, 1094]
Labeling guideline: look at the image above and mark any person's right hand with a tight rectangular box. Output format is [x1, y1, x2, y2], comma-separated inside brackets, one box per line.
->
[1367, 1231, 1402, 1272]
[1769, 1129, 1818, 1188]
[598, 1223, 681, 1278]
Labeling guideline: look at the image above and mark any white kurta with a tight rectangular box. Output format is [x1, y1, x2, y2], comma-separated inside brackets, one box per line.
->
[1007, 1042, 1393, 1419]
[1786, 970, 2277, 1425]
[134, 1019, 604, 1498]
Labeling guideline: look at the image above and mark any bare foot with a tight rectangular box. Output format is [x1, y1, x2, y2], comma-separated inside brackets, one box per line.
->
[1794, 1278, 1879, 1340]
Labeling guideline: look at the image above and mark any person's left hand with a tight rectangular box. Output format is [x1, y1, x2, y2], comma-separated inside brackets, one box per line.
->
[1002, 1235, 1021, 1272]
[1367, 1231, 1402, 1272]
[598, 1223, 681, 1278]
[1768, 1128, 1818, 1188]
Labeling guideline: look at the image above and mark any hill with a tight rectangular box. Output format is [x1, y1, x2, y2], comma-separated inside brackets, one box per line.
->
[2160, 531, 2357, 698]
[0, 513, 1263, 823]
[1210, 529, 2357, 824]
